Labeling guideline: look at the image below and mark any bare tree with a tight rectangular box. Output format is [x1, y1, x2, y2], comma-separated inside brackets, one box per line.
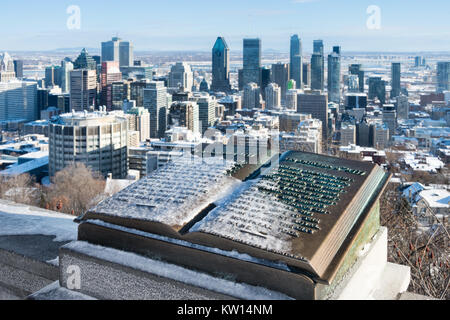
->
[43, 163, 106, 216]
[0, 173, 39, 206]
[380, 184, 449, 300]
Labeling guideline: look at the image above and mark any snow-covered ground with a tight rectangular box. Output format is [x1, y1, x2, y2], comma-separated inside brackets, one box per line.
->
[0, 200, 78, 242]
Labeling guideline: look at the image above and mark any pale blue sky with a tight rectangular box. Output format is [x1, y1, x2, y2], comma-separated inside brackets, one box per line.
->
[1, 0, 449, 52]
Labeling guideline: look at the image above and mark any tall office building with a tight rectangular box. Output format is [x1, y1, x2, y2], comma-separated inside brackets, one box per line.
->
[243, 83, 261, 109]
[0, 52, 16, 82]
[303, 63, 311, 88]
[437, 61, 450, 93]
[265, 83, 281, 110]
[13, 60, 23, 79]
[168, 62, 194, 92]
[73, 49, 97, 70]
[297, 91, 328, 139]
[349, 64, 364, 93]
[60, 58, 74, 93]
[368, 77, 386, 104]
[0, 80, 37, 122]
[197, 95, 217, 134]
[49, 111, 128, 179]
[396, 95, 409, 120]
[271, 63, 290, 104]
[102, 37, 134, 67]
[242, 39, 262, 88]
[382, 104, 397, 140]
[391, 63, 401, 98]
[311, 40, 324, 91]
[211, 37, 231, 93]
[100, 61, 122, 108]
[290, 35, 303, 89]
[144, 81, 168, 138]
[69, 69, 97, 111]
[169, 101, 200, 134]
[327, 46, 341, 103]
[126, 107, 150, 142]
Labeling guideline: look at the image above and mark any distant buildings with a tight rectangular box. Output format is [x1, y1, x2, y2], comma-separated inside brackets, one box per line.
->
[349, 64, 365, 93]
[101, 37, 134, 67]
[211, 37, 231, 93]
[242, 38, 262, 88]
[13, 60, 23, 79]
[196, 95, 217, 134]
[302, 62, 311, 88]
[290, 35, 303, 90]
[126, 107, 150, 143]
[368, 77, 387, 104]
[169, 101, 200, 134]
[100, 61, 122, 108]
[396, 95, 410, 120]
[48, 111, 128, 179]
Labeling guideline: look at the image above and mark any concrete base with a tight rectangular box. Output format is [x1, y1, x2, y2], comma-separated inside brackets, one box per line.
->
[332, 227, 411, 300]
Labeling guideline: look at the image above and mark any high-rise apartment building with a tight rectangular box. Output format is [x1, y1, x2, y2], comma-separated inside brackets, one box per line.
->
[69, 69, 97, 111]
[211, 37, 231, 93]
[101, 37, 134, 67]
[242, 39, 262, 88]
[290, 35, 303, 89]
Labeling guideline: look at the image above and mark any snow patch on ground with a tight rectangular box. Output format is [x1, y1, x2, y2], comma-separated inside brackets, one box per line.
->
[0, 200, 78, 242]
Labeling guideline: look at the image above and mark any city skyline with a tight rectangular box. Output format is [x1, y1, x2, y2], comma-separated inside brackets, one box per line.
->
[1, 0, 449, 52]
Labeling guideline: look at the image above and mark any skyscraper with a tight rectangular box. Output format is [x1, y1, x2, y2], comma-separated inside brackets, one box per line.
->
[169, 101, 200, 134]
[368, 77, 386, 104]
[197, 95, 217, 134]
[102, 37, 134, 67]
[69, 69, 97, 111]
[168, 62, 194, 92]
[349, 64, 365, 93]
[327, 46, 341, 103]
[265, 83, 281, 110]
[297, 91, 328, 139]
[271, 63, 290, 104]
[311, 54, 324, 91]
[391, 63, 401, 98]
[243, 83, 261, 109]
[60, 58, 74, 93]
[302, 62, 311, 88]
[290, 35, 303, 90]
[437, 61, 450, 93]
[144, 81, 168, 138]
[313, 40, 324, 55]
[13, 60, 23, 79]
[211, 37, 231, 93]
[73, 49, 97, 70]
[100, 61, 122, 108]
[0, 81, 37, 121]
[0, 52, 16, 82]
[242, 38, 262, 88]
